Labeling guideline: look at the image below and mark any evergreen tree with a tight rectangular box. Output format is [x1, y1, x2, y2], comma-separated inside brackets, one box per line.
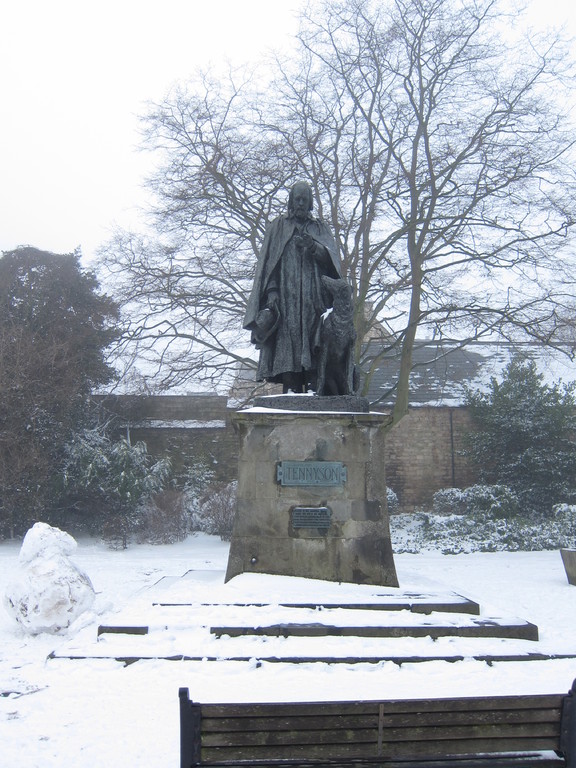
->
[0, 247, 120, 536]
[465, 356, 576, 516]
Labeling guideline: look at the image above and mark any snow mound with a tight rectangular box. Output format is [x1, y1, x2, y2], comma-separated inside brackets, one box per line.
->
[18, 520, 78, 564]
[3, 522, 95, 634]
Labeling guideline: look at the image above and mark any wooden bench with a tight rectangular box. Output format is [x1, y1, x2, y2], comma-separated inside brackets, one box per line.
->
[179, 679, 576, 767]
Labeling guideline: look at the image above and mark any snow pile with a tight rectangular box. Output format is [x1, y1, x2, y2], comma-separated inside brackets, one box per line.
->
[3, 522, 95, 634]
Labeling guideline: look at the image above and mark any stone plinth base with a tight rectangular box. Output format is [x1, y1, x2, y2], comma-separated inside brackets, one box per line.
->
[225, 406, 398, 587]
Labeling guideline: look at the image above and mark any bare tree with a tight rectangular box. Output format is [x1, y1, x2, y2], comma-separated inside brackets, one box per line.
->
[99, 0, 576, 422]
[99, 70, 294, 393]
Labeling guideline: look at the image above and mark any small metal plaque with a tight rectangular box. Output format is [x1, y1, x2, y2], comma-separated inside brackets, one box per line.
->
[276, 461, 347, 487]
[292, 506, 332, 529]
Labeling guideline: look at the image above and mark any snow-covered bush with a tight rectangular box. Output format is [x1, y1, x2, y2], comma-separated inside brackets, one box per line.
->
[182, 461, 217, 531]
[62, 429, 171, 548]
[554, 503, 576, 520]
[136, 489, 188, 545]
[465, 484, 520, 519]
[386, 487, 399, 515]
[431, 487, 467, 516]
[198, 481, 237, 541]
[391, 491, 576, 554]
[428, 483, 518, 522]
[552, 504, 576, 543]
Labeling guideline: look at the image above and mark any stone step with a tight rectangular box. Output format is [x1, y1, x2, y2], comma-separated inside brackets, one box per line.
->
[149, 570, 485, 607]
[49, 649, 576, 665]
[91, 600, 520, 640]
[51, 608, 548, 665]
[147, 572, 483, 616]
[153, 596, 481, 615]
[209, 617, 538, 641]
[49, 577, 548, 667]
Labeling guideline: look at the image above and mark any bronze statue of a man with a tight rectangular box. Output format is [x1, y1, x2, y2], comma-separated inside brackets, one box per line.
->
[244, 181, 341, 393]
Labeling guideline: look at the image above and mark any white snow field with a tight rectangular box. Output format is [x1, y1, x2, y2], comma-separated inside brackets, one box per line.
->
[2, 532, 576, 767]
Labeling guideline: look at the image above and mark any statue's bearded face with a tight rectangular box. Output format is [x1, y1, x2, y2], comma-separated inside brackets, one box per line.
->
[291, 184, 312, 221]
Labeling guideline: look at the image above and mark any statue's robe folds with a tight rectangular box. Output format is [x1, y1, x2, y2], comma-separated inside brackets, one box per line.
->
[244, 214, 341, 384]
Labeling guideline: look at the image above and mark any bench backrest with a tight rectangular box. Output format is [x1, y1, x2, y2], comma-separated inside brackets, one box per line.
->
[180, 686, 576, 767]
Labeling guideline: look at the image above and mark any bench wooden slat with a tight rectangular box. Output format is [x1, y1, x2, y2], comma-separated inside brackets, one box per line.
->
[199, 693, 565, 718]
[202, 722, 561, 748]
[202, 737, 562, 762]
[201, 706, 563, 734]
[187, 758, 564, 768]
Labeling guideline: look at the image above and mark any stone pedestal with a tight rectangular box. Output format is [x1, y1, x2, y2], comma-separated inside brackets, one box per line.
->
[225, 402, 398, 586]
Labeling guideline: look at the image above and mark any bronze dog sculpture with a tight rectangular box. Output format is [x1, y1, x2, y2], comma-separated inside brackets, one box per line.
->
[316, 276, 357, 396]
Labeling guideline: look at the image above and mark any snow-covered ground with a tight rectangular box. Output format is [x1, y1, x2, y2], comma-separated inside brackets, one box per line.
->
[2, 533, 576, 767]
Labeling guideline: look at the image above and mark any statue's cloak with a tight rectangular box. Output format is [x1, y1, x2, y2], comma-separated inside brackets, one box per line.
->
[244, 214, 341, 383]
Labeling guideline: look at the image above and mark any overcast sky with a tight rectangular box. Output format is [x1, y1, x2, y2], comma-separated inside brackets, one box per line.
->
[1, 0, 574, 265]
[0, 0, 302, 263]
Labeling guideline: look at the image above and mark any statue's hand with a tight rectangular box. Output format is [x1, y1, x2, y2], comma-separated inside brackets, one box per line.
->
[294, 232, 316, 255]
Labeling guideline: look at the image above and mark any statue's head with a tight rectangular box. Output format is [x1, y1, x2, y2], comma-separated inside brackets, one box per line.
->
[288, 181, 313, 219]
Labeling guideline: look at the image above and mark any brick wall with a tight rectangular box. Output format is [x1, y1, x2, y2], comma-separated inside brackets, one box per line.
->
[385, 407, 477, 512]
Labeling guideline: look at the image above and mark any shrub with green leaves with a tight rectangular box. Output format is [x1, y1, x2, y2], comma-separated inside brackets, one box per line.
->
[62, 428, 171, 547]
